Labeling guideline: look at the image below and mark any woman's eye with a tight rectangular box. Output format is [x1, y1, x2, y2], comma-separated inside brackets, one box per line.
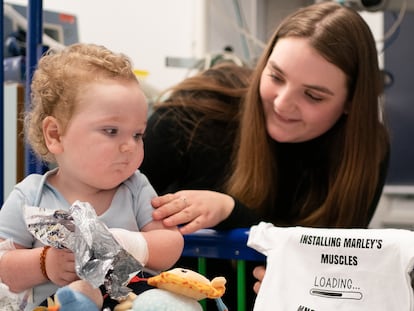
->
[269, 73, 283, 83]
[306, 91, 323, 102]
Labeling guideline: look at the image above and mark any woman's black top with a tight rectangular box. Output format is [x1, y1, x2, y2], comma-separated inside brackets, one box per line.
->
[141, 107, 389, 229]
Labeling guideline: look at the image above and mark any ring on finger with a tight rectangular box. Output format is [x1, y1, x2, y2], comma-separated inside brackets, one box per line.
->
[181, 196, 188, 207]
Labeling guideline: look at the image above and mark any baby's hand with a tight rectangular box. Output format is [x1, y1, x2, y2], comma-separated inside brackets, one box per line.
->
[45, 247, 78, 286]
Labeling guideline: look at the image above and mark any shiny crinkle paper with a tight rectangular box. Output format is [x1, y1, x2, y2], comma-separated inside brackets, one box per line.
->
[24, 200, 144, 299]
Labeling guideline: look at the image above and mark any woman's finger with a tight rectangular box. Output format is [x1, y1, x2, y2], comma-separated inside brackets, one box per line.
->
[253, 281, 261, 294]
[151, 193, 177, 208]
[253, 265, 266, 280]
[153, 196, 188, 220]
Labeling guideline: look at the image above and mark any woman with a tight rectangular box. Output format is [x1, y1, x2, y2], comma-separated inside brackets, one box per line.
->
[149, 1, 390, 297]
[151, 1, 389, 232]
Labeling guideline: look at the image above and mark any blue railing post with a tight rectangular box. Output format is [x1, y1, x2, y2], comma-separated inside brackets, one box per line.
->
[1, 0, 5, 202]
[25, 0, 47, 176]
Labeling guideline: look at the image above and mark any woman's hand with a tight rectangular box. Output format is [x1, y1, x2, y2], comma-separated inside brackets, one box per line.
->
[253, 265, 266, 294]
[151, 190, 235, 234]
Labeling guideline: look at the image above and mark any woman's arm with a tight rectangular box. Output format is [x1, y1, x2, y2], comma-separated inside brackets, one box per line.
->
[214, 198, 263, 230]
[151, 190, 261, 234]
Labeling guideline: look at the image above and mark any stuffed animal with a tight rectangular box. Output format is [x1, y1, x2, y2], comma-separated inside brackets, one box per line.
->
[114, 290, 203, 311]
[33, 280, 103, 311]
[147, 268, 226, 300]
[115, 268, 228, 311]
[33, 268, 227, 311]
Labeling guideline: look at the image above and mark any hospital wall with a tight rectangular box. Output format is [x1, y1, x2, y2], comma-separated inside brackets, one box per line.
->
[4, 0, 414, 229]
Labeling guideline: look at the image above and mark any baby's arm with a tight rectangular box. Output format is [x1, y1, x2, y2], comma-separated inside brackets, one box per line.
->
[140, 221, 184, 270]
[0, 239, 78, 293]
[110, 222, 184, 271]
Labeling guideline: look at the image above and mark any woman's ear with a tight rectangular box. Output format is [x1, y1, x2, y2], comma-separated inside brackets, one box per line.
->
[343, 101, 350, 115]
[43, 116, 63, 154]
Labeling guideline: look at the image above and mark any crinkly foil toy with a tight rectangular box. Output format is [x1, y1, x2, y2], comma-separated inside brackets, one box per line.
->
[25, 200, 144, 299]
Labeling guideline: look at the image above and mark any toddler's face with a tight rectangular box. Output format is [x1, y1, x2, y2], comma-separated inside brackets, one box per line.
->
[57, 79, 148, 190]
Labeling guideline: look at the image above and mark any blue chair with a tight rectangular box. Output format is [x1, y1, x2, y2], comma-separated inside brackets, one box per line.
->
[182, 228, 265, 311]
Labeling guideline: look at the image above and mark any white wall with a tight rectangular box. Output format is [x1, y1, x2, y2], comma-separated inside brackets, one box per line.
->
[4, 0, 386, 92]
[5, 0, 204, 92]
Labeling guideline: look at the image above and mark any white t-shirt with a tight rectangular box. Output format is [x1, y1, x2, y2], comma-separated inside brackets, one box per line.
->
[248, 222, 414, 311]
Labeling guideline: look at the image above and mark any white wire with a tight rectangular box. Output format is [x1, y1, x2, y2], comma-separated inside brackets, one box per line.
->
[232, 0, 254, 61]
[377, 0, 408, 43]
[210, 1, 267, 58]
[209, 0, 408, 57]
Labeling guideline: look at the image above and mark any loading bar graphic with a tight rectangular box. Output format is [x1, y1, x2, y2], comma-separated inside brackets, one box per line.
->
[310, 288, 363, 300]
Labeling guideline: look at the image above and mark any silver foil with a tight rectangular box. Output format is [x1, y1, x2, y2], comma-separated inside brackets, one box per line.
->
[25, 200, 144, 300]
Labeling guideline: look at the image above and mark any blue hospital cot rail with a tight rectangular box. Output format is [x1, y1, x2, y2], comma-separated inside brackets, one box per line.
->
[182, 228, 265, 311]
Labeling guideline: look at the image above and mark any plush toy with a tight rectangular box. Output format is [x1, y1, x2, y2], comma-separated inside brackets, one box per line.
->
[34, 268, 227, 311]
[113, 290, 203, 311]
[147, 268, 226, 300]
[33, 280, 103, 311]
[115, 268, 228, 311]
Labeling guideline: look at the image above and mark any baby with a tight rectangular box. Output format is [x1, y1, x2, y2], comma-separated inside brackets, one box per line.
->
[0, 43, 183, 310]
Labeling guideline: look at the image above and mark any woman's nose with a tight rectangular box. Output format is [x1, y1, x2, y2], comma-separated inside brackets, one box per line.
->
[273, 88, 296, 114]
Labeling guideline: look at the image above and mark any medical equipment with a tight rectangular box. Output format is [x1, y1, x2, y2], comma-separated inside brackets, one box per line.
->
[3, 3, 78, 56]
[319, 0, 413, 11]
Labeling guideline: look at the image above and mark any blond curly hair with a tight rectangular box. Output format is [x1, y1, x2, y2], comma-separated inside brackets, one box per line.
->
[25, 43, 138, 163]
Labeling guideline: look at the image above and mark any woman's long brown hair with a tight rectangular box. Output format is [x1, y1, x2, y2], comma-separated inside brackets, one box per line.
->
[225, 2, 389, 228]
[152, 63, 252, 149]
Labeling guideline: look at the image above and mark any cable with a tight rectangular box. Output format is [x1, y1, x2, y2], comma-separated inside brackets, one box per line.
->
[210, 1, 266, 61]
[232, 0, 252, 61]
[378, 0, 408, 43]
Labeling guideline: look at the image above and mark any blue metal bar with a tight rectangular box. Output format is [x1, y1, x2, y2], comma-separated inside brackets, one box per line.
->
[1, 0, 4, 202]
[25, 0, 47, 176]
[183, 228, 265, 310]
[183, 228, 265, 261]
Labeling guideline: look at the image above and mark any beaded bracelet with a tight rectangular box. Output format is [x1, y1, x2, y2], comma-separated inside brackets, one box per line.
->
[40, 246, 51, 280]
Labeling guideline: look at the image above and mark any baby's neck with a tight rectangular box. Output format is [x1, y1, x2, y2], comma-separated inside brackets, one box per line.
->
[47, 172, 116, 216]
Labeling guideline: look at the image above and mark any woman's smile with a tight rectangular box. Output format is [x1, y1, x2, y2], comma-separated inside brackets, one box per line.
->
[273, 110, 300, 124]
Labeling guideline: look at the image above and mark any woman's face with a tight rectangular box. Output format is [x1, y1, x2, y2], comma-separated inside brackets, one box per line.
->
[260, 37, 348, 143]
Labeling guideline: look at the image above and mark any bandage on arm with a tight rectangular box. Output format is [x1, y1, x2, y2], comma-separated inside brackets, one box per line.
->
[0, 239, 16, 283]
[109, 228, 149, 266]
